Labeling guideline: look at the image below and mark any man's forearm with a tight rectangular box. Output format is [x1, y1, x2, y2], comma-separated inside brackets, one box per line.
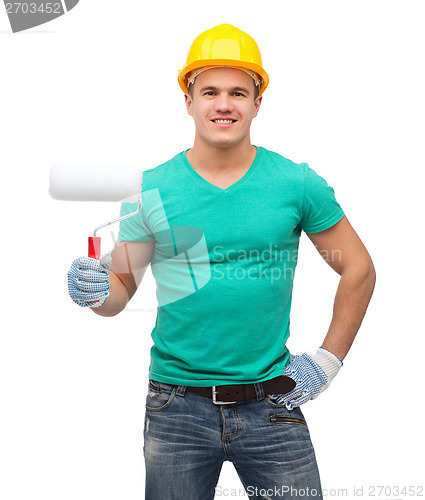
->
[321, 262, 376, 361]
[91, 272, 130, 317]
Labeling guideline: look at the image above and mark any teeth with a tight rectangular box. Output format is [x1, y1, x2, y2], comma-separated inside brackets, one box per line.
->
[214, 119, 234, 123]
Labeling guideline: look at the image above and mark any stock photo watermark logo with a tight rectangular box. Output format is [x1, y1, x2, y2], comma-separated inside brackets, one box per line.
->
[4, 0, 79, 33]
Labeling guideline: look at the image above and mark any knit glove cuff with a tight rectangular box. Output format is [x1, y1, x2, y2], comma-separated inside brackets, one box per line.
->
[311, 347, 343, 392]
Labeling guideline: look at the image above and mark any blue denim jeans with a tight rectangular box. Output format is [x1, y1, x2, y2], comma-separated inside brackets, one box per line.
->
[144, 379, 322, 500]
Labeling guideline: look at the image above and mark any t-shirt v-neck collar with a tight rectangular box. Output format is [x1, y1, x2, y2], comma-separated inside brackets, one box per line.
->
[180, 146, 262, 193]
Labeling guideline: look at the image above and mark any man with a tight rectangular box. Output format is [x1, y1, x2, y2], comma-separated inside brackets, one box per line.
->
[68, 24, 376, 500]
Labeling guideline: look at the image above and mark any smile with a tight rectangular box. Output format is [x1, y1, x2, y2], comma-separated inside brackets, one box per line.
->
[213, 119, 236, 123]
[211, 119, 237, 127]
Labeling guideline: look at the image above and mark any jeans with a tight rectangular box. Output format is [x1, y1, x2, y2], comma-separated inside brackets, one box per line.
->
[143, 379, 322, 500]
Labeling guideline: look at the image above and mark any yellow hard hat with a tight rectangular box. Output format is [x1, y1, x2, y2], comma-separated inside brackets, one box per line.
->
[178, 24, 269, 95]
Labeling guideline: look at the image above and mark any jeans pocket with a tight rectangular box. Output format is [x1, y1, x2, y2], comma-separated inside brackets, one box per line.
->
[146, 380, 176, 412]
[266, 404, 308, 427]
[265, 394, 289, 408]
[268, 413, 307, 426]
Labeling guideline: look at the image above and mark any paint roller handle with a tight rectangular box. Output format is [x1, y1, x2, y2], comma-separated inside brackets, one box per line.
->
[87, 198, 142, 260]
[88, 237, 102, 260]
[88, 237, 102, 303]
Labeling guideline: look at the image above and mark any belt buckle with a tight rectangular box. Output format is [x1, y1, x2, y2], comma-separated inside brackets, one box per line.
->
[212, 386, 237, 405]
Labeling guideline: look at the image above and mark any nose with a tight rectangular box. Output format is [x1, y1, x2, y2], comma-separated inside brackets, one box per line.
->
[214, 93, 234, 113]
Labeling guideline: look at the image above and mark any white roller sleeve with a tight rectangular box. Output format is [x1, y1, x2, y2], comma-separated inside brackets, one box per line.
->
[49, 164, 142, 202]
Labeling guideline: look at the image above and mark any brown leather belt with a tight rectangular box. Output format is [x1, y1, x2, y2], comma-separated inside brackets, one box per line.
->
[167, 375, 296, 404]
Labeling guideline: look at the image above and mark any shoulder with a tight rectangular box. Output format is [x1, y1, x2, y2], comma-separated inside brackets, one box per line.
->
[258, 146, 308, 180]
[141, 151, 186, 187]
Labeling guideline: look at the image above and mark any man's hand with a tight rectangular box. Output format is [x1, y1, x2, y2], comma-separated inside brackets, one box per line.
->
[68, 254, 112, 308]
[269, 347, 342, 409]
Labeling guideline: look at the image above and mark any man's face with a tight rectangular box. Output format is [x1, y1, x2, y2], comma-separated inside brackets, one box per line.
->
[184, 67, 262, 149]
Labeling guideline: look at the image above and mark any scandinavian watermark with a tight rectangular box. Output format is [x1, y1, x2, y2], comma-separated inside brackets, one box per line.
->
[3, 0, 79, 33]
[104, 228, 344, 310]
[214, 484, 424, 498]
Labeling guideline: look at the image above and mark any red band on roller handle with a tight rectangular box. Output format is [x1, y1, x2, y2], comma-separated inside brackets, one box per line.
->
[88, 237, 101, 260]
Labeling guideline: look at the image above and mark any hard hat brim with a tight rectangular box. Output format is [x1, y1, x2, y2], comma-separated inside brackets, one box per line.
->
[178, 59, 269, 95]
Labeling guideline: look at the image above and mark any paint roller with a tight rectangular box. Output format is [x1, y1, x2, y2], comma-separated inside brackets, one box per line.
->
[49, 164, 142, 259]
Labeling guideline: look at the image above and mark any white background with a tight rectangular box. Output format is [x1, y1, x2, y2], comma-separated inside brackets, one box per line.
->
[1, 1, 424, 499]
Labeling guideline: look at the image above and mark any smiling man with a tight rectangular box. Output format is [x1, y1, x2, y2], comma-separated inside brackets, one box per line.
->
[67, 23, 376, 500]
[184, 66, 261, 190]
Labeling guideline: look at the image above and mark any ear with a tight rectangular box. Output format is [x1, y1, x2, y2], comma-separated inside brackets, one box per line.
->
[254, 94, 262, 117]
[184, 93, 193, 117]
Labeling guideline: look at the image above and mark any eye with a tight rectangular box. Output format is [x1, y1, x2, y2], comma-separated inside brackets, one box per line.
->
[232, 92, 245, 97]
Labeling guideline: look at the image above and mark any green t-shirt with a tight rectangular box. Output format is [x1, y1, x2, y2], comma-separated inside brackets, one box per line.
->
[118, 146, 344, 386]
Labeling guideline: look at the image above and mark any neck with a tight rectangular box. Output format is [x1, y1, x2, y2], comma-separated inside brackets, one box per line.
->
[187, 136, 256, 175]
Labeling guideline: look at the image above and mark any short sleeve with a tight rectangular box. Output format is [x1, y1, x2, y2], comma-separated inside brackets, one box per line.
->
[117, 201, 155, 242]
[300, 164, 345, 233]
